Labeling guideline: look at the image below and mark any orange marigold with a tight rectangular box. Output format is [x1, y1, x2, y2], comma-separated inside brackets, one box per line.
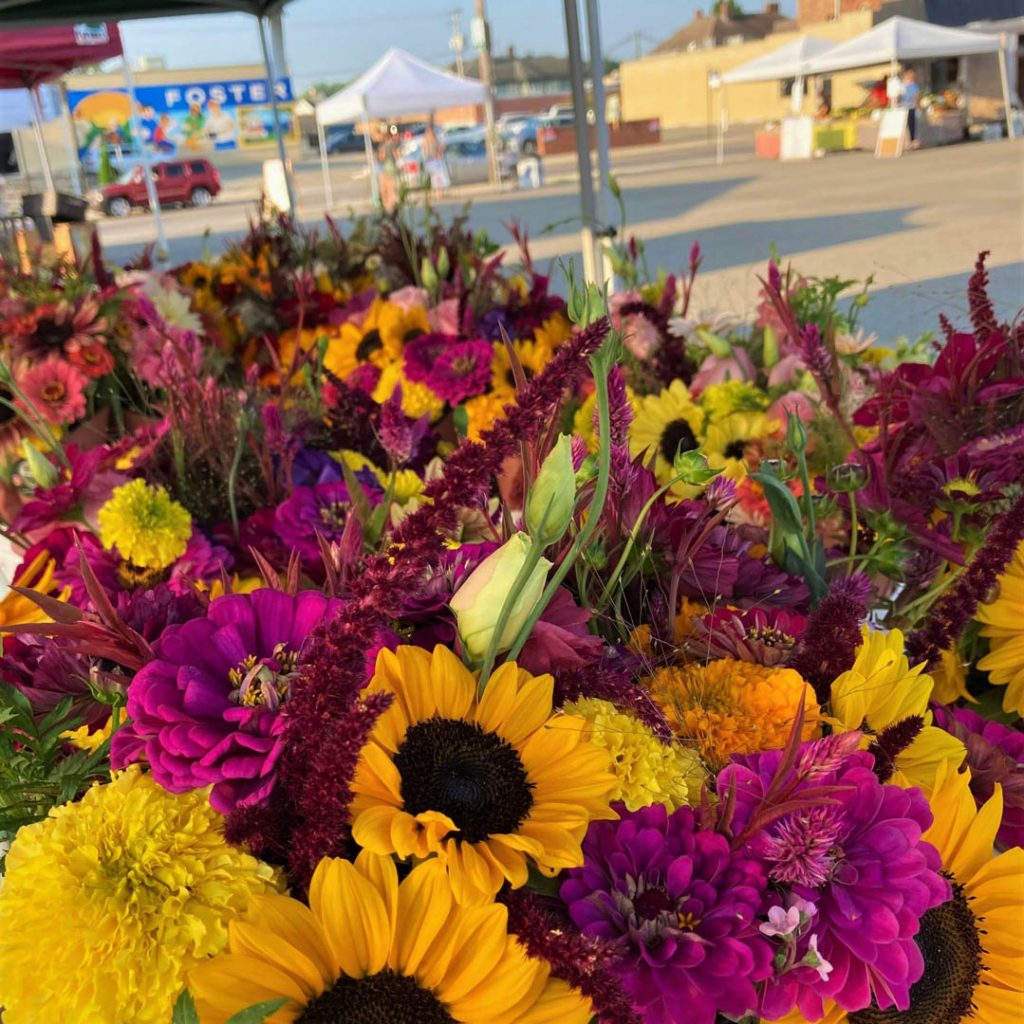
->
[646, 658, 821, 770]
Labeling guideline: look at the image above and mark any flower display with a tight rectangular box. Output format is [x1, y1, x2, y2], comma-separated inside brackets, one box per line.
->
[0, 767, 281, 1023]
[0, 216, 1021, 1024]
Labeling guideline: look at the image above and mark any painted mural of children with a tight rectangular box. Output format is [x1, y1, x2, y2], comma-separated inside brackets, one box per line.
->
[182, 103, 207, 150]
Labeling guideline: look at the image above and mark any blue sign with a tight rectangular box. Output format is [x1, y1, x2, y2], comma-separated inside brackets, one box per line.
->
[68, 77, 294, 155]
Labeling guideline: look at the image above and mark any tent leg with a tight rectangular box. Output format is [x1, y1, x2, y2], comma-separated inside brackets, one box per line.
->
[58, 85, 83, 195]
[584, 0, 616, 287]
[998, 35, 1016, 140]
[256, 14, 298, 218]
[362, 114, 380, 206]
[563, 0, 599, 284]
[318, 121, 333, 210]
[123, 56, 169, 267]
[28, 86, 56, 194]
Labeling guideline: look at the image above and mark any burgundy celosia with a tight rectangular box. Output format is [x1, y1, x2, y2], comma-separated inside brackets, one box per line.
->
[112, 589, 339, 814]
[561, 802, 772, 1024]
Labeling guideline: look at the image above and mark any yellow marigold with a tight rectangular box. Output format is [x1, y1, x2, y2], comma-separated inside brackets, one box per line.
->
[373, 362, 445, 421]
[564, 697, 706, 811]
[97, 478, 192, 570]
[464, 391, 514, 442]
[647, 658, 821, 771]
[976, 539, 1024, 715]
[389, 468, 425, 504]
[0, 767, 282, 1024]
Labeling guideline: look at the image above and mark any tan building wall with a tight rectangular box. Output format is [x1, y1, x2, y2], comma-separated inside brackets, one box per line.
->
[620, 12, 881, 128]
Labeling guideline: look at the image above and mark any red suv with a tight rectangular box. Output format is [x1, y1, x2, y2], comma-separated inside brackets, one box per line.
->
[100, 158, 221, 217]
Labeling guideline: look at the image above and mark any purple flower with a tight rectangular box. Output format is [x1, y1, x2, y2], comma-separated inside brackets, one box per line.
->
[720, 744, 950, 1020]
[112, 589, 339, 813]
[168, 530, 234, 593]
[933, 704, 1024, 848]
[561, 803, 772, 1024]
[275, 481, 353, 562]
[425, 338, 493, 403]
[402, 331, 455, 383]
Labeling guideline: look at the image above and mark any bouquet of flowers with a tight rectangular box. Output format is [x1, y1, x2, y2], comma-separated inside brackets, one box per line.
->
[0, 213, 1020, 1024]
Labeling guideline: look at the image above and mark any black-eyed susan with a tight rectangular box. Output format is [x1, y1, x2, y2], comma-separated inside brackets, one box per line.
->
[798, 760, 1024, 1024]
[349, 645, 617, 905]
[0, 767, 282, 1024]
[702, 409, 775, 482]
[628, 379, 705, 485]
[828, 626, 966, 792]
[323, 297, 428, 382]
[976, 539, 1024, 715]
[189, 853, 594, 1024]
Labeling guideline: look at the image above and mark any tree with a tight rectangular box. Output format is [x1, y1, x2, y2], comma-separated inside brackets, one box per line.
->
[712, 0, 744, 16]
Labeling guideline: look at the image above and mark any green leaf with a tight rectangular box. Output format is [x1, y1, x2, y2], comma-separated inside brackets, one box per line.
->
[225, 997, 291, 1024]
[750, 471, 805, 541]
[172, 989, 200, 1024]
[672, 450, 721, 487]
[452, 404, 469, 439]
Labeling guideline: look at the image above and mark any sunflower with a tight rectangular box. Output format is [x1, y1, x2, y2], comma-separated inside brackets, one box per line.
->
[490, 335, 554, 396]
[628, 379, 705, 485]
[797, 760, 1024, 1024]
[0, 550, 69, 626]
[350, 645, 617, 905]
[531, 312, 572, 351]
[976, 539, 1024, 715]
[372, 363, 445, 422]
[701, 410, 775, 482]
[829, 626, 966, 791]
[646, 658, 822, 772]
[463, 391, 514, 442]
[324, 298, 429, 382]
[190, 853, 593, 1024]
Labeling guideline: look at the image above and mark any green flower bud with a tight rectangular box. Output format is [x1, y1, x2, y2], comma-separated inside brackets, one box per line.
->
[763, 324, 779, 368]
[526, 434, 576, 546]
[672, 449, 721, 486]
[828, 462, 869, 493]
[436, 246, 450, 280]
[786, 411, 808, 453]
[420, 257, 438, 294]
[22, 442, 59, 490]
[696, 327, 733, 359]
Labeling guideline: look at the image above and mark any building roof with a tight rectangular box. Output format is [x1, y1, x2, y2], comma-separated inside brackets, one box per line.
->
[651, 7, 797, 56]
[456, 51, 571, 86]
[923, 0, 1024, 27]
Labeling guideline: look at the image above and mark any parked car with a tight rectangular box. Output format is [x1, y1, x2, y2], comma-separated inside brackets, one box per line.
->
[398, 130, 515, 187]
[497, 115, 540, 154]
[324, 124, 363, 154]
[95, 158, 221, 217]
[80, 143, 143, 176]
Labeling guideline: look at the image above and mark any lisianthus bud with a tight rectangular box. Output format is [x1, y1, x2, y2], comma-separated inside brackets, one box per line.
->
[450, 534, 552, 660]
[526, 434, 576, 546]
[21, 442, 59, 490]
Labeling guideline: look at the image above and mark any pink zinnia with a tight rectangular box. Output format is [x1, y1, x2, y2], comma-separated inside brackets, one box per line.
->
[425, 338, 493, 402]
[15, 356, 88, 425]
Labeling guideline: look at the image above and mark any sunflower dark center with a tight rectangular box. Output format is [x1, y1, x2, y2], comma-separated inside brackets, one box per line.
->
[848, 881, 982, 1024]
[34, 315, 75, 351]
[355, 329, 384, 362]
[297, 970, 455, 1024]
[723, 439, 748, 460]
[395, 717, 534, 843]
[659, 419, 699, 463]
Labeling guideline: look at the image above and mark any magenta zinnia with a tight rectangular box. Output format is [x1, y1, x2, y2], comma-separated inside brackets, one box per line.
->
[112, 589, 339, 813]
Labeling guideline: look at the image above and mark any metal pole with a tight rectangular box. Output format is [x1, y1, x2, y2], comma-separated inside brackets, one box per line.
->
[584, 0, 615, 285]
[361, 109, 380, 205]
[123, 56, 169, 265]
[317, 119, 333, 209]
[450, 8, 465, 76]
[563, 0, 599, 283]
[269, 11, 289, 79]
[58, 85, 83, 195]
[473, 0, 500, 185]
[28, 86, 56, 194]
[998, 35, 1016, 139]
[256, 14, 297, 216]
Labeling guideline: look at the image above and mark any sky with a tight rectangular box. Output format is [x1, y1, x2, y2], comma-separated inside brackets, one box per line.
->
[117, 0, 797, 92]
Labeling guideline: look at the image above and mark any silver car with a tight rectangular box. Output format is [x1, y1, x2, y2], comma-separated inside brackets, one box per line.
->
[399, 131, 515, 187]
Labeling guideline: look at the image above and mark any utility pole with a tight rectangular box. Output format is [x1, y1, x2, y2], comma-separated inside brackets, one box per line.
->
[471, 0, 500, 184]
[449, 8, 465, 76]
[634, 30, 643, 60]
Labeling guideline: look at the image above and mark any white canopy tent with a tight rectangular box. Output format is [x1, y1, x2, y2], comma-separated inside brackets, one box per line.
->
[315, 48, 486, 208]
[721, 35, 835, 113]
[803, 16, 1014, 136]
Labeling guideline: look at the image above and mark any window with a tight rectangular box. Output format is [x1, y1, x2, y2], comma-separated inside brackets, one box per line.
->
[164, 164, 185, 178]
[189, 161, 207, 175]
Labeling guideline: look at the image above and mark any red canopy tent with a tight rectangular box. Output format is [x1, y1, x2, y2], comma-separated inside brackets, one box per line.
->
[0, 23, 123, 196]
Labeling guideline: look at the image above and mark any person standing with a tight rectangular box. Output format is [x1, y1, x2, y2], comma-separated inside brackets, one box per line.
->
[899, 68, 922, 147]
[422, 119, 449, 197]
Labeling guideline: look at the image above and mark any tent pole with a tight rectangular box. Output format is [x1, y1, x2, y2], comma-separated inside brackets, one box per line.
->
[58, 84, 83, 195]
[998, 34, 1016, 139]
[28, 86, 56, 194]
[123, 56, 169, 267]
[584, 0, 616, 287]
[563, 0, 599, 283]
[256, 14, 298, 218]
[317, 119, 333, 210]
[361, 108, 380, 206]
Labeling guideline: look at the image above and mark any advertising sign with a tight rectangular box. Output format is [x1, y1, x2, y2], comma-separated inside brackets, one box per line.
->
[67, 77, 295, 158]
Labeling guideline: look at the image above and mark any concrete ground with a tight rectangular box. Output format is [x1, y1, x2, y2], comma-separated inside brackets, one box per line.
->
[90, 128, 1023, 342]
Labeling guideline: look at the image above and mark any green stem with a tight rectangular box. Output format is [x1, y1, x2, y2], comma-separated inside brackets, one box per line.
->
[505, 346, 615, 663]
[226, 413, 251, 544]
[846, 490, 858, 577]
[796, 447, 816, 544]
